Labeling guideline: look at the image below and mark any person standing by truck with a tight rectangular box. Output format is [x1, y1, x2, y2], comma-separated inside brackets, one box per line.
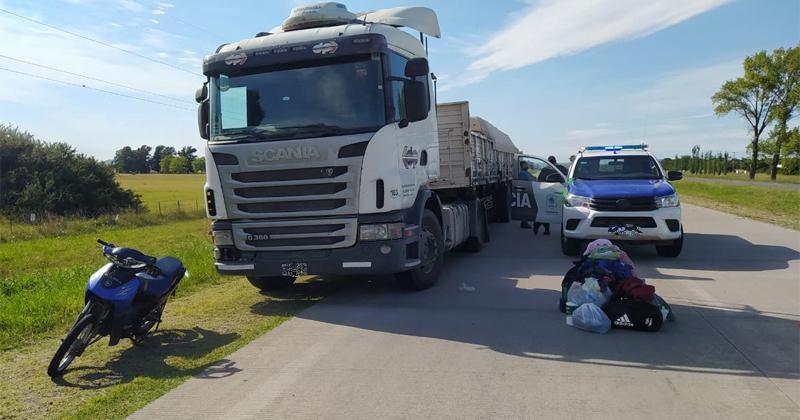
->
[518, 161, 535, 229]
[533, 156, 567, 235]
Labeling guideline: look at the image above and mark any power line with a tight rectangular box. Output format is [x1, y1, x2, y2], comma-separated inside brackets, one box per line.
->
[0, 7, 203, 77]
[0, 53, 195, 105]
[0, 66, 194, 111]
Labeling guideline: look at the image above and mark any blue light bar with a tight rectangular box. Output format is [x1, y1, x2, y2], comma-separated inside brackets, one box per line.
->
[582, 144, 648, 152]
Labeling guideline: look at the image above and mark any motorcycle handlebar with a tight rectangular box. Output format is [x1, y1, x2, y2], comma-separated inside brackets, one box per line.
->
[97, 239, 112, 247]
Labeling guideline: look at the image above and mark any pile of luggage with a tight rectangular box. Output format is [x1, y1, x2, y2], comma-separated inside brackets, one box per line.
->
[560, 239, 674, 334]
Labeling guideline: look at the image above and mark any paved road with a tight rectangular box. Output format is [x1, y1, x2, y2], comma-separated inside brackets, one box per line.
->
[686, 176, 800, 190]
[131, 204, 800, 420]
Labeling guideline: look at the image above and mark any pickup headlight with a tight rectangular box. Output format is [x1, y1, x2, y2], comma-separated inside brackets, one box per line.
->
[565, 193, 591, 208]
[655, 193, 680, 208]
[359, 223, 403, 241]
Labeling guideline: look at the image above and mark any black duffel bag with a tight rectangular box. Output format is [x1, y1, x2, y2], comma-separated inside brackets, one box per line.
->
[603, 298, 663, 332]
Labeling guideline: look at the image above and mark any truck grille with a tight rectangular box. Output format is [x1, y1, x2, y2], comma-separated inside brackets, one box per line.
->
[589, 197, 656, 212]
[219, 163, 360, 219]
[232, 218, 357, 251]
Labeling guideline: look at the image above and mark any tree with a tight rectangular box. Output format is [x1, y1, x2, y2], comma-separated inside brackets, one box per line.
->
[192, 156, 206, 173]
[712, 50, 781, 179]
[0, 125, 141, 218]
[169, 155, 191, 174]
[160, 154, 174, 173]
[150, 145, 176, 172]
[766, 46, 800, 179]
[113, 146, 134, 173]
[178, 146, 198, 172]
[113, 145, 150, 173]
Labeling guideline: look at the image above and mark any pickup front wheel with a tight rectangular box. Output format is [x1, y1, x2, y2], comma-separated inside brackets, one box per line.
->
[561, 227, 581, 256]
[396, 210, 444, 291]
[656, 229, 683, 258]
[246, 275, 296, 291]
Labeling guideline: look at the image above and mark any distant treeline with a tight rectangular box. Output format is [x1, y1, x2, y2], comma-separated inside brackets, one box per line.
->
[0, 125, 141, 219]
[661, 140, 800, 176]
[113, 145, 205, 174]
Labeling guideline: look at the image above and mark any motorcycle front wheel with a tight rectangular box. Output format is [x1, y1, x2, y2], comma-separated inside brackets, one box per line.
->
[47, 313, 98, 378]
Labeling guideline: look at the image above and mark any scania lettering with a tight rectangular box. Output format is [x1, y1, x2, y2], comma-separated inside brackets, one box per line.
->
[196, 3, 521, 291]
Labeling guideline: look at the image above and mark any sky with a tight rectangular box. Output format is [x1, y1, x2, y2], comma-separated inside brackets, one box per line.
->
[0, 0, 798, 161]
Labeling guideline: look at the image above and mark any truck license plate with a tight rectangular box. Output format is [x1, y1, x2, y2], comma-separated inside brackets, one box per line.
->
[281, 263, 308, 277]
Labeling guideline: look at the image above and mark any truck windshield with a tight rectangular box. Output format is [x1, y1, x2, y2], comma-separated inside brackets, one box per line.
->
[573, 155, 663, 180]
[210, 55, 386, 142]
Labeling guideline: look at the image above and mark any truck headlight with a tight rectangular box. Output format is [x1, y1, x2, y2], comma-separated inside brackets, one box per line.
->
[212, 230, 234, 245]
[359, 223, 403, 241]
[655, 193, 680, 208]
[565, 193, 591, 208]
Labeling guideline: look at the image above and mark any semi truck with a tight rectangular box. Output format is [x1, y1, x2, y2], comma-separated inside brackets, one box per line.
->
[195, 3, 520, 291]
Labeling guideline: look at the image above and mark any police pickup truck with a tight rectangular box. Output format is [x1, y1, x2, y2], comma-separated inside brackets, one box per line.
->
[508, 145, 683, 257]
[560, 145, 683, 257]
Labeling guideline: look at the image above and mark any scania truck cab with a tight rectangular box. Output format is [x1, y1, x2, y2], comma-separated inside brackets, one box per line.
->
[196, 3, 517, 291]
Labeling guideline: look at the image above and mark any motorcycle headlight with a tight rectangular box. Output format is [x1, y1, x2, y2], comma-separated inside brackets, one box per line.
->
[655, 193, 680, 208]
[565, 193, 591, 208]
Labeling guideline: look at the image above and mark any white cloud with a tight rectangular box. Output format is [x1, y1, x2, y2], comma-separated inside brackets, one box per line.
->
[152, 9, 165, 15]
[149, 18, 159, 24]
[443, 0, 731, 90]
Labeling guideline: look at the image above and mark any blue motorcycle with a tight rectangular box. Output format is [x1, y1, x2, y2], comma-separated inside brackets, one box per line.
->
[47, 239, 186, 378]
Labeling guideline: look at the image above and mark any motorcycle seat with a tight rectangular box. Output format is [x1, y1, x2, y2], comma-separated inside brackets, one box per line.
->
[154, 257, 184, 280]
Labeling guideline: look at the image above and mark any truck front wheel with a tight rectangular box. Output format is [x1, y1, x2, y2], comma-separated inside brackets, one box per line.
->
[246, 275, 296, 291]
[396, 210, 444, 291]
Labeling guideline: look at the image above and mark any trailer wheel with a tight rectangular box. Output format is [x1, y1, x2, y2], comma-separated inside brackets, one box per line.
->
[246, 276, 296, 291]
[493, 183, 512, 223]
[396, 210, 443, 291]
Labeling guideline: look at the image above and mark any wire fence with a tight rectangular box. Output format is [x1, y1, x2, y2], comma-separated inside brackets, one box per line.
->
[0, 200, 207, 243]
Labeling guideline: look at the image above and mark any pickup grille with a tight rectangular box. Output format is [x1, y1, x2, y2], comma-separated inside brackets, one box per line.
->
[590, 197, 656, 212]
[591, 217, 657, 228]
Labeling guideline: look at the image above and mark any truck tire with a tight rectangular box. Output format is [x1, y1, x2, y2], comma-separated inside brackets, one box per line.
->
[396, 210, 444, 291]
[493, 184, 512, 223]
[246, 275, 296, 291]
[656, 229, 683, 258]
[561, 227, 581, 256]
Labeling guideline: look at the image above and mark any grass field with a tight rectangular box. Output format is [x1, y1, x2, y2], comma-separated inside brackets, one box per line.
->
[675, 181, 800, 230]
[0, 174, 206, 242]
[686, 172, 800, 184]
[117, 173, 207, 214]
[0, 174, 336, 419]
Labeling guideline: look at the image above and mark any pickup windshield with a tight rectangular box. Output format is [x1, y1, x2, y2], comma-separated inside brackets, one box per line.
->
[574, 155, 663, 180]
[210, 55, 386, 142]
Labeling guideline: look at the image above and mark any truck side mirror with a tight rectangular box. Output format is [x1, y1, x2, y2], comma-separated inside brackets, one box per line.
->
[195, 83, 208, 103]
[198, 100, 209, 140]
[403, 80, 429, 123]
[405, 57, 429, 78]
[667, 170, 683, 181]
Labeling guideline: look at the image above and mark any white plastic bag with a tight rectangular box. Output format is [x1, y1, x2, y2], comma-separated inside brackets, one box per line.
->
[572, 303, 611, 334]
